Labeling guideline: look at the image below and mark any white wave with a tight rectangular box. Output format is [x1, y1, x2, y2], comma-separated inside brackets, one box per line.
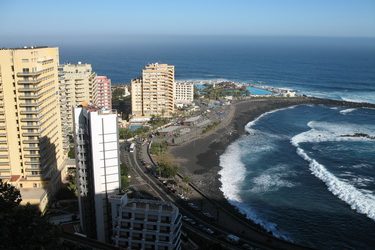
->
[245, 105, 297, 132]
[219, 141, 246, 202]
[249, 165, 297, 193]
[291, 121, 375, 145]
[340, 108, 357, 115]
[219, 139, 291, 240]
[293, 146, 375, 221]
[330, 107, 339, 110]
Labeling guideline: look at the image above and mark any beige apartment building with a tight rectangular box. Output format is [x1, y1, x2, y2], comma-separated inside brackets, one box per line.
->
[0, 46, 67, 212]
[131, 63, 175, 117]
[58, 62, 95, 133]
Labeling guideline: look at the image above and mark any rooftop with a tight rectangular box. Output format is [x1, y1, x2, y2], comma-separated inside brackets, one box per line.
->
[0, 46, 50, 50]
[158, 126, 181, 133]
[184, 115, 201, 123]
[20, 187, 46, 201]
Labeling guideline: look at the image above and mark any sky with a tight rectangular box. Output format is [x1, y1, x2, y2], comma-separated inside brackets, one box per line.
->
[0, 0, 375, 45]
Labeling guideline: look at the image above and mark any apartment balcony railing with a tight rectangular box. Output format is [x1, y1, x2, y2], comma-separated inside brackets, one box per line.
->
[18, 93, 41, 100]
[23, 139, 40, 144]
[20, 110, 39, 115]
[17, 78, 42, 84]
[22, 131, 40, 137]
[20, 117, 39, 122]
[23, 154, 40, 158]
[25, 160, 41, 165]
[19, 102, 39, 107]
[18, 86, 41, 92]
[21, 125, 39, 129]
[23, 146, 39, 151]
[17, 71, 42, 77]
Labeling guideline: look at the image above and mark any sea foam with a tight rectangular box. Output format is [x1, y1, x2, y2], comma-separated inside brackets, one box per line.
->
[340, 108, 357, 115]
[291, 122, 375, 221]
[219, 140, 292, 240]
[219, 107, 299, 240]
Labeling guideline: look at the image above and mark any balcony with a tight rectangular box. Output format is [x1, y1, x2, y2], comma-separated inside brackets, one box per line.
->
[20, 110, 39, 115]
[25, 160, 41, 165]
[23, 154, 40, 158]
[18, 86, 41, 92]
[17, 78, 42, 84]
[19, 102, 39, 107]
[22, 132, 40, 137]
[18, 94, 41, 100]
[20, 117, 39, 122]
[17, 71, 42, 77]
[23, 146, 39, 151]
[22, 139, 39, 144]
[21, 125, 39, 129]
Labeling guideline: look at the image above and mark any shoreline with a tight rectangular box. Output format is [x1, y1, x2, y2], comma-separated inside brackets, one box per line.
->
[169, 96, 375, 243]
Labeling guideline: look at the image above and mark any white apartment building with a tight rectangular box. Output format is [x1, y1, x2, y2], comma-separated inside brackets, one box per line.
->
[74, 106, 120, 243]
[110, 194, 182, 250]
[175, 81, 194, 106]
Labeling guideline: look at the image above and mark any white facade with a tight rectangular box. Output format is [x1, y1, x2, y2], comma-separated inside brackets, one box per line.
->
[74, 107, 120, 243]
[110, 194, 182, 250]
[175, 81, 194, 105]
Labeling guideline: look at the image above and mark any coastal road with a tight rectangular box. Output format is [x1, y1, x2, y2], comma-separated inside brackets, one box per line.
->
[122, 143, 254, 250]
[124, 141, 312, 250]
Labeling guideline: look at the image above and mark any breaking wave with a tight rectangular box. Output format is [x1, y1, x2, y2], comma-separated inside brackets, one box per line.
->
[340, 108, 357, 115]
[219, 139, 292, 240]
[291, 121, 375, 221]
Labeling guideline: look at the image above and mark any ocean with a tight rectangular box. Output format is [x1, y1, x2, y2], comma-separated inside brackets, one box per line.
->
[59, 37, 375, 249]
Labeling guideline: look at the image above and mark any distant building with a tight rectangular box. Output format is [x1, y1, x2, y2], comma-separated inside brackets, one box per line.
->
[282, 90, 296, 97]
[59, 62, 96, 133]
[131, 63, 175, 117]
[123, 85, 131, 97]
[175, 81, 194, 106]
[93, 76, 112, 110]
[73, 106, 120, 242]
[110, 194, 182, 250]
[0, 46, 67, 212]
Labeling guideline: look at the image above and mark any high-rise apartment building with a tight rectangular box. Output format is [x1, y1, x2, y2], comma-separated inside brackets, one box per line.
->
[0, 46, 66, 212]
[93, 76, 112, 110]
[131, 63, 175, 117]
[175, 81, 194, 105]
[110, 194, 182, 250]
[73, 106, 120, 242]
[59, 62, 95, 133]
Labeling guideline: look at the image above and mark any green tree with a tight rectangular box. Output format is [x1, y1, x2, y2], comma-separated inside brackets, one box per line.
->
[0, 179, 21, 210]
[157, 159, 178, 178]
[68, 146, 75, 158]
[0, 180, 61, 249]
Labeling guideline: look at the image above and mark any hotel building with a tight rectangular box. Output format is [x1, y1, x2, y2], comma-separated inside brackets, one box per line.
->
[175, 81, 194, 106]
[0, 46, 66, 212]
[73, 106, 120, 242]
[110, 194, 182, 250]
[93, 75, 112, 110]
[58, 62, 95, 133]
[131, 63, 175, 117]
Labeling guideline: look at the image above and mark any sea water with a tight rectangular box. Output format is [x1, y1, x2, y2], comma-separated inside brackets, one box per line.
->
[219, 105, 375, 249]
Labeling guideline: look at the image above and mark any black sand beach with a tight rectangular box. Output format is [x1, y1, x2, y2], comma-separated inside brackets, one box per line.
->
[170, 96, 375, 224]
